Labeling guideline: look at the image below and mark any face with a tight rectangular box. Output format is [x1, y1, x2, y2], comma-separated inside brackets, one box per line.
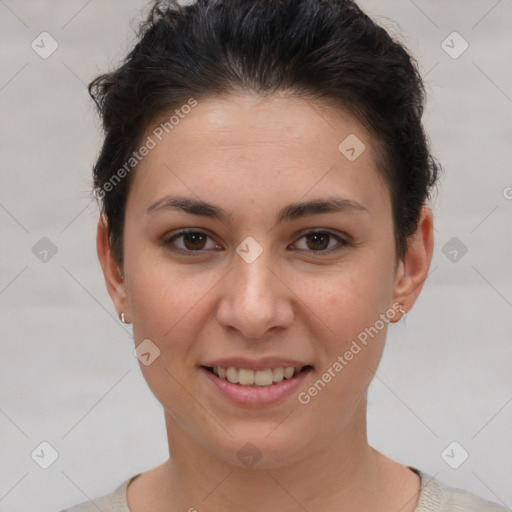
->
[100, 92, 429, 469]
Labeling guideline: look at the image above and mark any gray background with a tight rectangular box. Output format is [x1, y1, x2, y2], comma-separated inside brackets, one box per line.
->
[1, 1, 511, 511]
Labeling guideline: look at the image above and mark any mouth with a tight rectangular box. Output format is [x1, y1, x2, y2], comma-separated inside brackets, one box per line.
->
[201, 365, 313, 387]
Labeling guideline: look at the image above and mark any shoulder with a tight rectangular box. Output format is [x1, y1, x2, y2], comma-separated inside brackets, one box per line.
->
[414, 469, 509, 512]
[57, 474, 138, 512]
[57, 469, 509, 512]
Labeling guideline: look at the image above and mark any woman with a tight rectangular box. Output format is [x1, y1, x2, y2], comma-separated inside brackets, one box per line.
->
[60, 0, 508, 510]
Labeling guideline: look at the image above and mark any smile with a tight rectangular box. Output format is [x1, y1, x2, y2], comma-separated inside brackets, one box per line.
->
[201, 365, 313, 406]
[205, 366, 309, 387]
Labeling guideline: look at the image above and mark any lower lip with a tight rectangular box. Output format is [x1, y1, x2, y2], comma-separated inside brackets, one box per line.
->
[200, 366, 313, 406]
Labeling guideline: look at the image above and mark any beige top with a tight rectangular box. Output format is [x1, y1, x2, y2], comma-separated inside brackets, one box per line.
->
[59, 468, 509, 512]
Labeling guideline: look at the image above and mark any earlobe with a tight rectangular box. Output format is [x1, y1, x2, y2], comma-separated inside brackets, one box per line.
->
[392, 206, 434, 318]
[96, 214, 129, 320]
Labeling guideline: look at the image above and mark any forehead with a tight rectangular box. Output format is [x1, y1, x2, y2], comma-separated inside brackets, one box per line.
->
[127, 92, 389, 217]
[149, 92, 373, 154]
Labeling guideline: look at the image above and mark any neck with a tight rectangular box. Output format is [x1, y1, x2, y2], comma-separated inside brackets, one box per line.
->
[149, 396, 398, 512]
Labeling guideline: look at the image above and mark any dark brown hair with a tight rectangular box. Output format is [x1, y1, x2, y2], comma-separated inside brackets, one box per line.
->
[89, 0, 440, 267]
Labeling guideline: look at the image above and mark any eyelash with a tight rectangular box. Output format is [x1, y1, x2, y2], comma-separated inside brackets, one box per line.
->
[162, 229, 348, 256]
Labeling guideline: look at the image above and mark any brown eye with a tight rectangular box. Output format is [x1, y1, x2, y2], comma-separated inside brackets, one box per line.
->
[293, 230, 347, 253]
[182, 232, 207, 250]
[305, 232, 330, 251]
[164, 230, 220, 253]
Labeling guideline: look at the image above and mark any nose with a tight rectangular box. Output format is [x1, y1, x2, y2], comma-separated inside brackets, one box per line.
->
[215, 245, 294, 340]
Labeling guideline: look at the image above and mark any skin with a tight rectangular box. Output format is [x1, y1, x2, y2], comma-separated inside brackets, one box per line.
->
[97, 92, 434, 512]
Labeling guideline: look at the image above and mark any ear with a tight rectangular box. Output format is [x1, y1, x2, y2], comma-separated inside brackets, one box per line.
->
[391, 206, 434, 321]
[96, 214, 129, 323]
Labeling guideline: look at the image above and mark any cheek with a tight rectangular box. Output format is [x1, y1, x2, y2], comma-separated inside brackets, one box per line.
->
[295, 260, 394, 343]
[292, 255, 394, 396]
[126, 254, 226, 355]
[125, 261, 219, 409]
[297, 272, 390, 419]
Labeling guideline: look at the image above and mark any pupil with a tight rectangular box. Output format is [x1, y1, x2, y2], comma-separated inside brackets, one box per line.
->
[307, 232, 329, 250]
[184, 232, 206, 250]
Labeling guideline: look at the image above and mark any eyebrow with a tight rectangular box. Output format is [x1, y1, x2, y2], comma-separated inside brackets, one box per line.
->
[146, 195, 368, 223]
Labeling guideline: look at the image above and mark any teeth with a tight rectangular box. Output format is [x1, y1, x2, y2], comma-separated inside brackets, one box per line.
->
[273, 367, 284, 382]
[226, 367, 238, 384]
[212, 366, 303, 387]
[254, 368, 273, 386]
[238, 368, 255, 385]
[283, 366, 295, 379]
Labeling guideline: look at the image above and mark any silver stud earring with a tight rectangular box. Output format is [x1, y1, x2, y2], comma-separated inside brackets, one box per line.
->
[120, 312, 127, 324]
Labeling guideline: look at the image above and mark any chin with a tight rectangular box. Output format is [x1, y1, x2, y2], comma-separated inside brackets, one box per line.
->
[207, 430, 309, 470]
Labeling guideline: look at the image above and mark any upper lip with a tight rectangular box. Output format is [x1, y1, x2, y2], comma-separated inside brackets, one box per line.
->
[201, 357, 312, 371]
